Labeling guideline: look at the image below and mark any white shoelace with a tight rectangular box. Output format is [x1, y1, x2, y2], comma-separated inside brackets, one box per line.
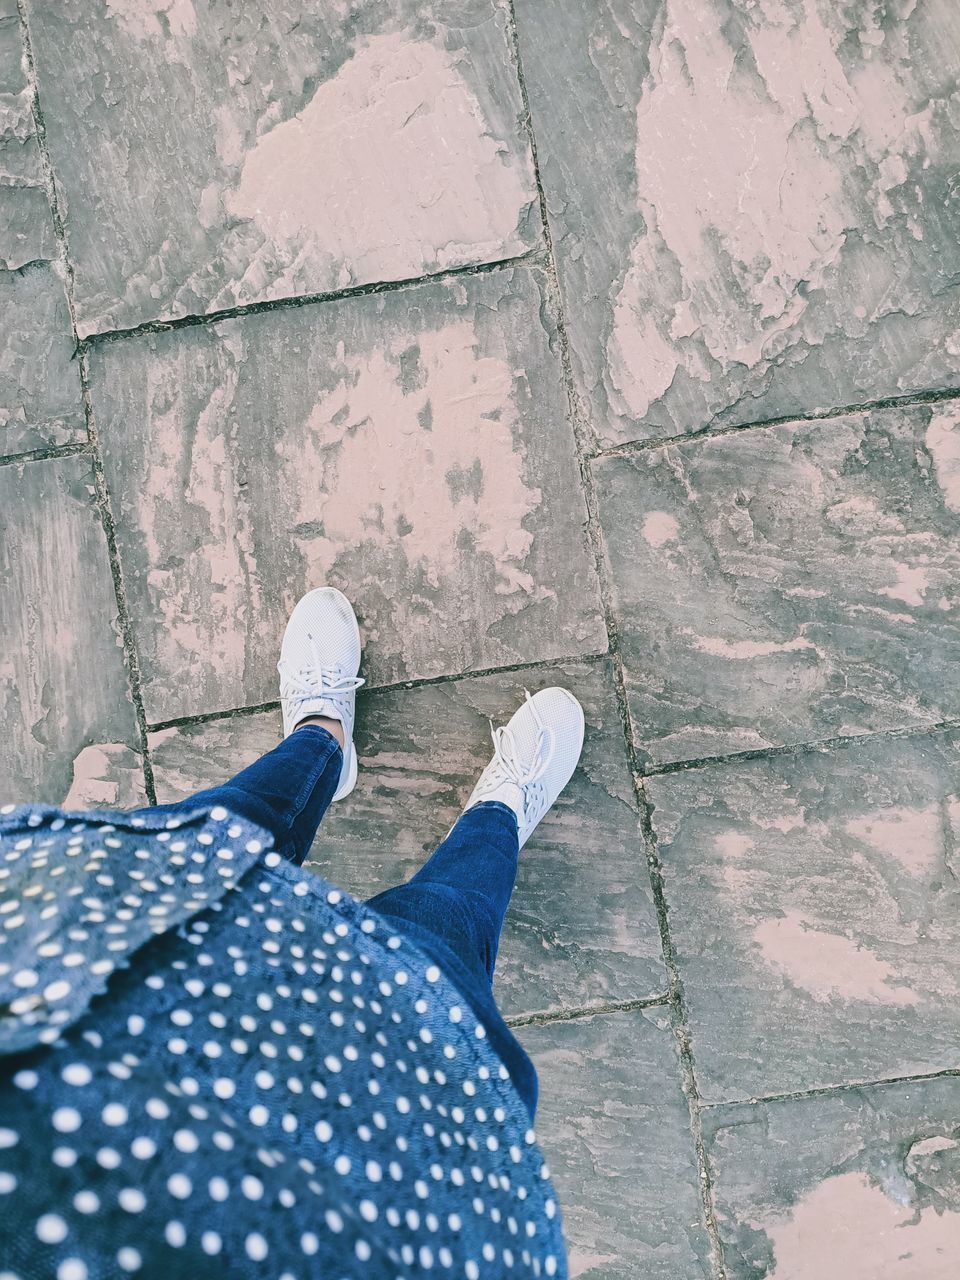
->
[480, 691, 555, 826]
[277, 637, 364, 720]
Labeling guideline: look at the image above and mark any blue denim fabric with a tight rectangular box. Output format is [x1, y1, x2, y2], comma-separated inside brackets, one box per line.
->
[144, 725, 536, 1116]
[366, 801, 520, 986]
[145, 723, 344, 868]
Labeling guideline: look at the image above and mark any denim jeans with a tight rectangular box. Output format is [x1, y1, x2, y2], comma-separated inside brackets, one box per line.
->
[141, 725, 536, 1114]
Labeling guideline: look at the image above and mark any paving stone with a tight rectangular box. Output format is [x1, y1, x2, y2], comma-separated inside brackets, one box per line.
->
[520, 1008, 712, 1279]
[702, 1076, 960, 1277]
[0, 0, 56, 270]
[62, 743, 147, 811]
[0, 456, 140, 803]
[645, 728, 960, 1103]
[0, 1, 79, 457]
[25, 0, 538, 336]
[513, 0, 960, 447]
[0, 263, 86, 457]
[593, 402, 960, 769]
[0, 0, 20, 83]
[91, 266, 606, 724]
[150, 659, 666, 1020]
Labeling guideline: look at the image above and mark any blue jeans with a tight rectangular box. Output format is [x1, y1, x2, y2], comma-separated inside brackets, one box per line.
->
[142, 726, 537, 1115]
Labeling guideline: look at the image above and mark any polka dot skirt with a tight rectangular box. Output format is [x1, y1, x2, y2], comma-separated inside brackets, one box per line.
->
[0, 805, 567, 1278]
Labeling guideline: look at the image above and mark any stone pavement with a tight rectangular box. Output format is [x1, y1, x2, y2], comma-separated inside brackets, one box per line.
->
[2, 0, 960, 1274]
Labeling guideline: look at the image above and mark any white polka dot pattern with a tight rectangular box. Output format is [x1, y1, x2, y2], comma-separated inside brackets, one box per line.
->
[0, 805, 267, 1055]
[0, 804, 567, 1277]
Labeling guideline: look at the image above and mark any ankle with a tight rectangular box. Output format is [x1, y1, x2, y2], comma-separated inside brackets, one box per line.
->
[294, 715, 345, 749]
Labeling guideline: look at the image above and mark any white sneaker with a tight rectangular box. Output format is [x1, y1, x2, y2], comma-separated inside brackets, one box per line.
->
[277, 587, 365, 802]
[464, 688, 585, 848]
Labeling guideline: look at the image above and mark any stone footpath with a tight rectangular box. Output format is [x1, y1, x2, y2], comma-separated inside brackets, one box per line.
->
[3, 1, 960, 1275]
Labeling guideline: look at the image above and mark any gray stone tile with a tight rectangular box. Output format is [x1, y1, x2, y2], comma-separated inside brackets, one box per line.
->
[702, 1077, 960, 1277]
[0, 2, 79, 458]
[0, 0, 56, 270]
[62, 743, 147, 811]
[645, 728, 960, 1103]
[0, 0, 20, 83]
[0, 263, 86, 458]
[593, 402, 960, 769]
[520, 1009, 712, 1280]
[150, 659, 666, 1020]
[91, 266, 606, 724]
[25, 0, 538, 336]
[0, 456, 140, 803]
[513, 0, 960, 447]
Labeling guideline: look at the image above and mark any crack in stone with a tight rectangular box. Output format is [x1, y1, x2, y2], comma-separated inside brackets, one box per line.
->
[143, 649, 612, 734]
[700, 1065, 960, 1112]
[76, 247, 547, 349]
[591, 384, 960, 461]
[16, 0, 158, 804]
[505, 0, 729, 1272]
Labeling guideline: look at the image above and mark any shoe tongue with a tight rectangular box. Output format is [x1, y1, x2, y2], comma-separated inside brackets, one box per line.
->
[501, 721, 549, 784]
[500, 780, 524, 808]
[486, 780, 524, 819]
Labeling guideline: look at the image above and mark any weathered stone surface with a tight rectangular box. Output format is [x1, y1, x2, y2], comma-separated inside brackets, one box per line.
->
[0, 263, 86, 457]
[513, 0, 960, 447]
[0, 3, 82, 457]
[594, 402, 960, 768]
[0, 0, 56, 269]
[91, 266, 606, 724]
[703, 1077, 960, 1277]
[25, 0, 538, 336]
[0, 0, 19, 83]
[646, 728, 960, 1102]
[62, 742, 147, 810]
[521, 1009, 712, 1279]
[0, 456, 140, 803]
[150, 659, 666, 1020]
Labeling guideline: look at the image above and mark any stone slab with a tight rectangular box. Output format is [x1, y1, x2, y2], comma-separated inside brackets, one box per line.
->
[149, 659, 666, 1021]
[0, 456, 141, 803]
[513, 0, 960, 447]
[0, 1, 56, 269]
[0, 3, 82, 457]
[703, 1076, 960, 1278]
[593, 402, 960, 769]
[521, 1008, 712, 1279]
[646, 728, 960, 1103]
[0, 0, 20, 84]
[25, 0, 538, 336]
[61, 742, 147, 810]
[90, 266, 606, 724]
[0, 263, 86, 457]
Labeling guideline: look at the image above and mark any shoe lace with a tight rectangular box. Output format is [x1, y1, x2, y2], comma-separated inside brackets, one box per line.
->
[277, 636, 364, 713]
[485, 690, 554, 825]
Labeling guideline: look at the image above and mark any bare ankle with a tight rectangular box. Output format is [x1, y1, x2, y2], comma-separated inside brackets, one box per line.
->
[294, 715, 345, 749]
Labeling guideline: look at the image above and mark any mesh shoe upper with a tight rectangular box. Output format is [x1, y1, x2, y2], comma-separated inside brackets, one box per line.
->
[466, 687, 585, 848]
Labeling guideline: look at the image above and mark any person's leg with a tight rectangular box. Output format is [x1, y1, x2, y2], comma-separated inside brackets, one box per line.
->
[367, 687, 584, 988]
[366, 799, 520, 986]
[141, 723, 343, 866]
[140, 586, 366, 866]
